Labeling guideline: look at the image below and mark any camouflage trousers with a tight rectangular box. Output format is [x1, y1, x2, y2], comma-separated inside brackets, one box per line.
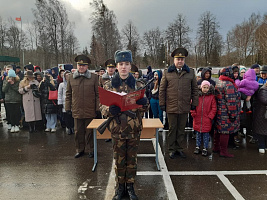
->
[112, 135, 140, 184]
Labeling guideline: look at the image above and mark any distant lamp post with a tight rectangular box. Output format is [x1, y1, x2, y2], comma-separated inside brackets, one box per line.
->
[163, 61, 165, 68]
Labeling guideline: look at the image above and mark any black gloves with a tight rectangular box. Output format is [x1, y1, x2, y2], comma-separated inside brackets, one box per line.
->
[136, 97, 148, 105]
[109, 105, 121, 116]
[191, 105, 196, 110]
[229, 116, 236, 122]
[160, 105, 166, 112]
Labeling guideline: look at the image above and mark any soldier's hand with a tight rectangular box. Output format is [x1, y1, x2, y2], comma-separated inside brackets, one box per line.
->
[136, 97, 147, 105]
[109, 105, 121, 116]
[160, 105, 166, 112]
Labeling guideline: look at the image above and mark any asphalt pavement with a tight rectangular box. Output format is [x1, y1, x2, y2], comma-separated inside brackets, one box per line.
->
[1, 108, 267, 200]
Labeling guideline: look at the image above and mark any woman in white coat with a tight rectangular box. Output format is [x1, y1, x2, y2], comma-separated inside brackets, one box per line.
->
[19, 70, 42, 132]
[58, 70, 74, 134]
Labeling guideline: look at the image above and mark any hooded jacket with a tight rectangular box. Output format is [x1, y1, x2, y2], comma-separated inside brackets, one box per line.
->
[215, 66, 241, 134]
[2, 76, 21, 103]
[191, 85, 217, 133]
[197, 67, 216, 86]
[235, 69, 259, 96]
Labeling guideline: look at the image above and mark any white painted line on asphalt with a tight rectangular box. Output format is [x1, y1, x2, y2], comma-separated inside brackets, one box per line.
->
[104, 159, 116, 200]
[137, 154, 156, 157]
[151, 138, 178, 200]
[168, 170, 267, 175]
[217, 173, 245, 200]
[139, 170, 267, 176]
[140, 139, 152, 141]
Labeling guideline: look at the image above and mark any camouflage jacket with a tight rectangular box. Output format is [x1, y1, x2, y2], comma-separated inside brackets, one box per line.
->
[100, 73, 148, 139]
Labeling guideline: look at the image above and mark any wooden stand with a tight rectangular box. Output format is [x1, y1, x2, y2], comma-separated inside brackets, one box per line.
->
[87, 118, 163, 171]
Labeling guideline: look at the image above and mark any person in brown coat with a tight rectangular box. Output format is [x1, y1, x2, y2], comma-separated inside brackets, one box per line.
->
[19, 70, 42, 133]
[65, 55, 99, 158]
[159, 47, 198, 159]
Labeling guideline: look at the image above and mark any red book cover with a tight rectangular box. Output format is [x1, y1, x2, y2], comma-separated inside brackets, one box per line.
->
[98, 86, 145, 111]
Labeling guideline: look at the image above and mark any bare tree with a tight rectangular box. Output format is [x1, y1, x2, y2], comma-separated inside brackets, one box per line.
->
[0, 16, 7, 55]
[32, 0, 78, 68]
[255, 14, 267, 64]
[90, 0, 121, 60]
[143, 27, 164, 67]
[226, 13, 261, 66]
[197, 11, 222, 66]
[165, 14, 191, 50]
[121, 20, 140, 61]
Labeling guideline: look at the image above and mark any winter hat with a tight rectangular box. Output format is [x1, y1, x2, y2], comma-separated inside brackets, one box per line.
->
[8, 69, 16, 77]
[240, 66, 246, 73]
[34, 66, 41, 72]
[114, 50, 132, 63]
[196, 72, 201, 77]
[251, 64, 260, 69]
[201, 80, 210, 88]
[25, 70, 34, 78]
[24, 64, 34, 71]
[220, 66, 234, 79]
[232, 65, 239, 73]
[34, 71, 44, 78]
[260, 65, 267, 73]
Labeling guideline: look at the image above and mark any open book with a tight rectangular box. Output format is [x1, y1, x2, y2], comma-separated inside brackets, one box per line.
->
[98, 86, 145, 111]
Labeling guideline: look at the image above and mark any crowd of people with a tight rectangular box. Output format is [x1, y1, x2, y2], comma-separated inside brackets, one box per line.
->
[0, 48, 267, 200]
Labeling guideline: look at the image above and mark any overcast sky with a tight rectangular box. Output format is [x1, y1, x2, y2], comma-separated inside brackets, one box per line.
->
[0, 0, 266, 53]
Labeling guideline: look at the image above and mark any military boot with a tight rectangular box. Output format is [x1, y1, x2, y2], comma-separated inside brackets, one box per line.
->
[126, 183, 138, 200]
[112, 183, 125, 200]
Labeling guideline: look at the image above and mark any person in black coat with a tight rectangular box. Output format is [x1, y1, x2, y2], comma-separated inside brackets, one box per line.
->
[197, 67, 216, 86]
[39, 72, 57, 132]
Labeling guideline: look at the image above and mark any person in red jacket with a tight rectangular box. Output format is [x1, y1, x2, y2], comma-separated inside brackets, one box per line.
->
[191, 80, 217, 156]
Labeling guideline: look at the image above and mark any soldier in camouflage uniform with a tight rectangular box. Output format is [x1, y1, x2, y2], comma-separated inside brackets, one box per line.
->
[100, 50, 148, 200]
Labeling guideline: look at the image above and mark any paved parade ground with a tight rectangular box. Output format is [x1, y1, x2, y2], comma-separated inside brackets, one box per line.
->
[1, 107, 267, 200]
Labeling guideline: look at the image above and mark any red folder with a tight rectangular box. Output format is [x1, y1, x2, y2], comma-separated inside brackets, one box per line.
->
[98, 86, 145, 111]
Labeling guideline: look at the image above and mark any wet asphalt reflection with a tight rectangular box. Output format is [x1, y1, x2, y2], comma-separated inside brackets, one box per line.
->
[1, 116, 267, 200]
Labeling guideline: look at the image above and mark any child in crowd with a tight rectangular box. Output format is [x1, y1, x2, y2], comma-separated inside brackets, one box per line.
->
[235, 69, 259, 112]
[191, 81, 217, 156]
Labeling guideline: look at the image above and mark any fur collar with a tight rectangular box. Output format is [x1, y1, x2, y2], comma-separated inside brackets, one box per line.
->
[5, 76, 20, 82]
[198, 85, 215, 96]
[111, 73, 136, 89]
[167, 64, 190, 73]
[102, 72, 112, 79]
[73, 69, 91, 79]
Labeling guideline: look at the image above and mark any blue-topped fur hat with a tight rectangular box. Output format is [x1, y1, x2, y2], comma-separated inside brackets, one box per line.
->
[114, 50, 133, 63]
